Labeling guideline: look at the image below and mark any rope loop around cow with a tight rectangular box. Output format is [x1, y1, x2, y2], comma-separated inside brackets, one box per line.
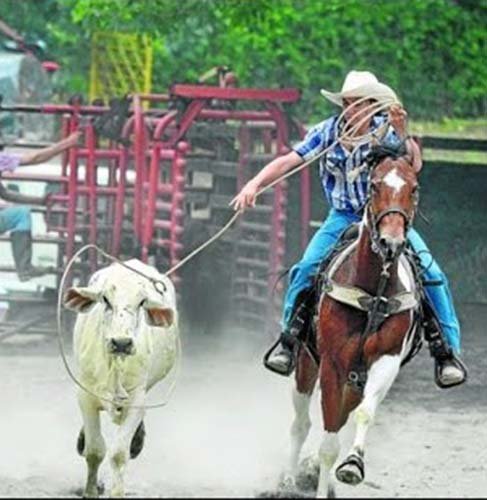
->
[57, 96, 400, 408]
[57, 243, 182, 410]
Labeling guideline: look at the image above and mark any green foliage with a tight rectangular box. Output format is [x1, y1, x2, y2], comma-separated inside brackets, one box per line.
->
[0, 0, 485, 120]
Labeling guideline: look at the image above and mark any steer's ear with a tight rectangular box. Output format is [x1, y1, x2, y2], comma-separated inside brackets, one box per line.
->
[142, 276, 177, 327]
[142, 299, 175, 327]
[63, 287, 101, 313]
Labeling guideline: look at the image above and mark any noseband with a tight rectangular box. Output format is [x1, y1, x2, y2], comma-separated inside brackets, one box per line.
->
[368, 204, 416, 240]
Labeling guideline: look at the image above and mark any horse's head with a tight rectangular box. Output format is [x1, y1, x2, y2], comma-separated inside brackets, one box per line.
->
[366, 141, 419, 260]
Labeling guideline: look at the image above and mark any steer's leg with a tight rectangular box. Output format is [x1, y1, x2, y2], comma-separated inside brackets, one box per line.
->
[336, 354, 401, 486]
[109, 394, 145, 498]
[79, 391, 106, 498]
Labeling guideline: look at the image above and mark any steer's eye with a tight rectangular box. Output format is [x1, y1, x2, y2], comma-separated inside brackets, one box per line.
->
[138, 299, 146, 308]
[102, 296, 112, 310]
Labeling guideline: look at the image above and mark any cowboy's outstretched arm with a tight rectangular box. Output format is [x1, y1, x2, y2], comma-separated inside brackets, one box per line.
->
[230, 151, 302, 211]
[19, 131, 80, 166]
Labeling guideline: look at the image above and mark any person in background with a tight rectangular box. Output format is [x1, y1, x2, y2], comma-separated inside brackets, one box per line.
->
[0, 131, 80, 281]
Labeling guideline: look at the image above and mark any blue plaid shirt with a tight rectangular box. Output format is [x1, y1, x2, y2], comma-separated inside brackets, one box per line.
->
[293, 114, 398, 213]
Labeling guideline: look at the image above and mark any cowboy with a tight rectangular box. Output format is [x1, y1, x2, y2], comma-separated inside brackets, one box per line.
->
[0, 131, 80, 281]
[231, 70, 466, 388]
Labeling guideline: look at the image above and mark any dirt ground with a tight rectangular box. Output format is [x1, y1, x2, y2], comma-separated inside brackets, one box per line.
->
[0, 303, 486, 498]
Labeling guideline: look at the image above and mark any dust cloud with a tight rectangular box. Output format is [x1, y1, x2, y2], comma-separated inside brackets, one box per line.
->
[0, 304, 486, 498]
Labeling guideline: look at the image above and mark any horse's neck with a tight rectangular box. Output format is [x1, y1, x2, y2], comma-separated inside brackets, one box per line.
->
[352, 224, 399, 295]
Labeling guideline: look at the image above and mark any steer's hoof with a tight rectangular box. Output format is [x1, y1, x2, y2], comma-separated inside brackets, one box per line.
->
[77, 427, 85, 456]
[335, 454, 364, 485]
[130, 420, 146, 459]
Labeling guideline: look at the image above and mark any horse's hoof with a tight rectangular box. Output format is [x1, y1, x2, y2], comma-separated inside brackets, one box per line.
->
[130, 420, 145, 459]
[77, 427, 85, 456]
[295, 455, 320, 493]
[82, 487, 99, 498]
[97, 482, 105, 495]
[335, 454, 364, 485]
[277, 472, 296, 494]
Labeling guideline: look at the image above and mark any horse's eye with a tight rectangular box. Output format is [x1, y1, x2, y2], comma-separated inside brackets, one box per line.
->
[102, 296, 112, 310]
[138, 299, 146, 308]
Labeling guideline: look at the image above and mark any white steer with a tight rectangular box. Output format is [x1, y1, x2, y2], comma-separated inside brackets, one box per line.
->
[63, 259, 178, 498]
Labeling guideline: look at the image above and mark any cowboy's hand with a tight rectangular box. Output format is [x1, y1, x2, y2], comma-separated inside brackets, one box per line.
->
[65, 130, 82, 147]
[230, 180, 259, 211]
[388, 104, 408, 138]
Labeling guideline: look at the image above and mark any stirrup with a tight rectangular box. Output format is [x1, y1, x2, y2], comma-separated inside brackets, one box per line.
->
[435, 355, 468, 389]
[263, 338, 297, 377]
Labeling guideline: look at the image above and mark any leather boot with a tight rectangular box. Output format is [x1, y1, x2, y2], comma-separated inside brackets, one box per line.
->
[423, 303, 467, 388]
[264, 290, 314, 376]
[10, 231, 54, 281]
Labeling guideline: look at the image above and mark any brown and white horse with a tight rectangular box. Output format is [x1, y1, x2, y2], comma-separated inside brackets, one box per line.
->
[287, 146, 421, 497]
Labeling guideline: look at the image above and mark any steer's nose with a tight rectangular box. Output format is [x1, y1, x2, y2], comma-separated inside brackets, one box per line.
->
[108, 337, 134, 355]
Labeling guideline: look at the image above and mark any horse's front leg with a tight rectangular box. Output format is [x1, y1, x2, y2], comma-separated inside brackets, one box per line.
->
[109, 393, 145, 498]
[78, 391, 106, 498]
[336, 354, 401, 486]
[289, 348, 318, 474]
[279, 348, 319, 496]
[317, 431, 340, 498]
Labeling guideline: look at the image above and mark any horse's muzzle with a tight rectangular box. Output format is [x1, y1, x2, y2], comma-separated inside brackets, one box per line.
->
[108, 337, 135, 355]
[379, 235, 405, 259]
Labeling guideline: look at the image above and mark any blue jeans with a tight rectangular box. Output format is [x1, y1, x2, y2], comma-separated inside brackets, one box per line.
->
[282, 208, 461, 354]
[0, 206, 32, 233]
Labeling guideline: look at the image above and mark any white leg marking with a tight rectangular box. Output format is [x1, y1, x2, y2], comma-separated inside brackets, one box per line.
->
[317, 432, 339, 498]
[350, 355, 401, 459]
[288, 386, 312, 474]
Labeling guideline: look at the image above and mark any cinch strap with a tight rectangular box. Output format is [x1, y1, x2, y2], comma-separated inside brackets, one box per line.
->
[323, 278, 419, 316]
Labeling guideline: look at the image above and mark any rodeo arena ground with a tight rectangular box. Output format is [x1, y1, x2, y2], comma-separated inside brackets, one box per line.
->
[0, 52, 486, 499]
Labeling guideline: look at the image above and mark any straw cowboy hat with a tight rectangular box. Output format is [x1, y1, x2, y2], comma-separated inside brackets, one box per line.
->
[320, 70, 400, 106]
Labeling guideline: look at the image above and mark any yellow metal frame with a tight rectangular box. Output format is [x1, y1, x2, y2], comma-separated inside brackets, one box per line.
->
[90, 32, 153, 103]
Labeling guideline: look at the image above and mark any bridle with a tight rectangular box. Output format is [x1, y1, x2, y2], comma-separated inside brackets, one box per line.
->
[365, 146, 419, 261]
[368, 202, 417, 255]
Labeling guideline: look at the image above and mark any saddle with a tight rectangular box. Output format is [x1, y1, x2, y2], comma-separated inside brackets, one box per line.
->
[294, 223, 430, 368]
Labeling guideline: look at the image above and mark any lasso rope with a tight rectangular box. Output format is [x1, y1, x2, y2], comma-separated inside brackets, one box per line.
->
[57, 96, 400, 410]
[165, 97, 398, 276]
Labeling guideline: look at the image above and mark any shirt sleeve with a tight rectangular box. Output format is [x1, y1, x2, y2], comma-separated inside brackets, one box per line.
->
[292, 117, 336, 161]
[382, 125, 402, 145]
[0, 153, 21, 173]
[372, 114, 402, 145]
